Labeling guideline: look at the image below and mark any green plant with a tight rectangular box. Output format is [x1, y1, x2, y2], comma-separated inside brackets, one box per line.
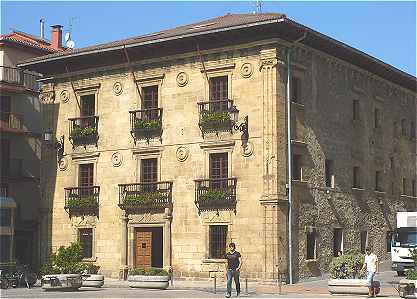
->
[40, 242, 90, 274]
[329, 251, 366, 279]
[83, 263, 100, 274]
[199, 189, 231, 203]
[405, 248, 417, 280]
[200, 111, 231, 128]
[124, 192, 165, 206]
[129, 267, 169, 276]
[134, 119, 162, 130]
[70, 126, 97, 140]
[66, 195, 98, 209]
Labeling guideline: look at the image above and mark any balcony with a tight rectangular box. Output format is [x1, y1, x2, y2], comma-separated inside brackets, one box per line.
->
[68, 116, 99, 147]
[0, 112, 24, 133]
[118, 181, 173, 212]
[195, 178, 237, 214]
[197, 100, 234, 136]
[0, 66, 40, 92]
[129, 108, 163, 142]
[64, 186, 100, 215]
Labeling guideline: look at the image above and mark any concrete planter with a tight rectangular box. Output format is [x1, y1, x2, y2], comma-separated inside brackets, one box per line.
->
[128, 275, 170, 289]
[41, 274, 82, 291]
[399, 279, 416, 298]
[81, 274, 104, 288]
[328, 279, 381, 295]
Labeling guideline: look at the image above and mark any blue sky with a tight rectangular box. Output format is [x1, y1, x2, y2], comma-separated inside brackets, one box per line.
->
[1, 1, 416, 76]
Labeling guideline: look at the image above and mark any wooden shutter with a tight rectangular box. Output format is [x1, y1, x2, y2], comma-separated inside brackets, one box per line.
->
[209, 76, 228, 111]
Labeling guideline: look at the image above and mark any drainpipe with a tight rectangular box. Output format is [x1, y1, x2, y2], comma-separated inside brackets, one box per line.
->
[287, 31, 307, 285]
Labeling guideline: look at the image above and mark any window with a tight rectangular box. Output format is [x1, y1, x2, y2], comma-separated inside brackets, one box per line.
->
[390, 157, 394, 170]
[360, 231, 368, 253]
[325, 160, 335, 188]
[80, 94, 95, 117]
[0, 183, 7, 197]
[412, 180, 416, 197]
[353, 166, 361, 188]
[291, 76, 301, 103]
[401, 119, 407, 136]
[375, 171, 383, 192]
[209, 76, 228, 101]
[333, 228, 343, 257]
[209, 225, 227, 259]
[353, 100, 360, 120]
[0, 96, 11, 123]
[141, 158, 158, 192]
[374, 108, 381, 128]
[411, 122, 416, 139]
[142, 86, 159, 119]
[209, 153, 228, 189]
[402, 178, 407, 195]
[0, 208, 11, 226]
[79, 164, 94, 187]
[292, 154, 302, 181]
[0, 235, 11, 262]
[78, 228, 93, 259]
[306, 228, 317, 260]
[386, 231, 393, 253]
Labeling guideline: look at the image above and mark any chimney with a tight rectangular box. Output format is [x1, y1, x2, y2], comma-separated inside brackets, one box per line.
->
[51, 25, 63, 49]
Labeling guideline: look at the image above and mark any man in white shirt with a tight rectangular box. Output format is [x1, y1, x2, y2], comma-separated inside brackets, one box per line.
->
[362, 247, 379, 298]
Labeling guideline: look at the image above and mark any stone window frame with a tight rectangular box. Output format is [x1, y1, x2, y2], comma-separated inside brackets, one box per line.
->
[74, 84, 100, 118]
[135, 73, 165, 110]
[202, 220, 232, 262]
[333, 227, 344, 257]
[200, 141, 235, 179]
[132, 147, 163, 183]
[325, 159, 335, 189]
[71, 152, 100, 187]
[77, 226, 96, 262]
[202, 63, 235, 102]
[290, 67, 305, 105]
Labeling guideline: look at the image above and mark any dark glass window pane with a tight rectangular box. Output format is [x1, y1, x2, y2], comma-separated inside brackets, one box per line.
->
[209, 76, 228, 111]
[0, 235, 11, 262]
[0, 208, 11, 226]
[80, 94, 95, 117]
[79, 164, 94, 188]
[141, 159, 158, 192]
[209, 225, 227, 259]
[143, 86, 159, 119]
[292, 155, 301, 180]
[333, 228, 343, 257]
[79, 228, 93, 258]
[306, 228, 316, 260]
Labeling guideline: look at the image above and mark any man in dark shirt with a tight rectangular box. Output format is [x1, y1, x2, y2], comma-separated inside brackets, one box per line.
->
[225, 242, 242, 297]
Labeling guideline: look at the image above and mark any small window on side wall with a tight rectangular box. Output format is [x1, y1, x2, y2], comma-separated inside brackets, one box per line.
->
[79, 228, 93, 259]
[292, 154, 302, 181]
[306, 227, 317, 260]
[291, 76, 301, 103]
[333, 228, 343, 257]
[209, 225, 227, 259]
[353, 166, 361, 188]
[360, 231, 368, 254]
[374, 108, 381, 128]
[325, 160, 335, 188]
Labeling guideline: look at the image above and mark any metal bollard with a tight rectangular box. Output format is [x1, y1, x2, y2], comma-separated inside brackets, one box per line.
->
[214, 276, 217, 294]
[245, 278, 248, 294]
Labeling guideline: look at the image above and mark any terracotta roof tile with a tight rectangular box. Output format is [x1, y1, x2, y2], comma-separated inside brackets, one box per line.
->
[0, 31, 64, 53]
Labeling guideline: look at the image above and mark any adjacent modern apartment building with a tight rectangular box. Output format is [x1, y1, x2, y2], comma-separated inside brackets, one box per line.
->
[0, 27, 64, 268]
[19, 13, 416, 280]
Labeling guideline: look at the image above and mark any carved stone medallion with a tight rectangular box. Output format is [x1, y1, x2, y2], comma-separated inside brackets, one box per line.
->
[176, 146, 189, 162]
[60, 90, 70, 103]
[241, 141, 254, 157]
[39, 91, 55, 103]
[58, 156, 68, 171]
[111, 152, 123, 167]
[113, 82, 123, 96]
[176, 72, 188, 87]
[240, 63, 253, 78]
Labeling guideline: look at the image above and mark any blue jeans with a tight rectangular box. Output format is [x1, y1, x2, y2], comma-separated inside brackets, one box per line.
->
[227, 269, 240, 295]
[366, 271, 375, 287]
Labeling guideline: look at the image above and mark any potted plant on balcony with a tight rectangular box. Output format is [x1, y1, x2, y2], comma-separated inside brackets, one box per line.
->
[123, 191, 165, 208]
[399, 249, 417, 298]
[328, 251, 380, 295]
[66, 194, 98, 211]
[70, 126, 97, 142]
[81, 264, 104, 288]
[128, 267, 170, 289]
[199, 189, 232, 206]
[199, 110, 231, 132]
[134, 119, 162, 133]
[40, 242, 87, 291]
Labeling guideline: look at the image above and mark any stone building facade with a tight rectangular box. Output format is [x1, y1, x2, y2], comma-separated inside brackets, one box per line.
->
[20, 13, 416, 280]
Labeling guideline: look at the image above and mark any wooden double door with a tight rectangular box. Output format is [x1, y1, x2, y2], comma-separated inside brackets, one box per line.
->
[135, 227, 163, 268]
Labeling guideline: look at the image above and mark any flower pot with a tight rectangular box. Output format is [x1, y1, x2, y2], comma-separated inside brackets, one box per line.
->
[82, 274, 104, 288]
[328, 279, 380, 295]
[128, 275, 169, 289]
[41, 274, 82, 291]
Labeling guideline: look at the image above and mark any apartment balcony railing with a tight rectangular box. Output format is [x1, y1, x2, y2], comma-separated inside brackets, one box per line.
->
[0, 112, 24, 132]
[129, 108, 163, 142]
[194, 178, 237, 214]
[197, 100, 234, 136]
[1, 158, 35, 179]
[64, 186, 100, 215]
[0, 66, 40, 91]
[68, 116, 99, 146]
[118, 181, 173, 212]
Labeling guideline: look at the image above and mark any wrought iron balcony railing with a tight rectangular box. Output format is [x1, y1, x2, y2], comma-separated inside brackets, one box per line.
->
[195, 178, 237, 214]
[197, 100, 234, 135]
[129, 108, 163, 142]
[0, 112, 24, 131]
[118, 181, 173, 212]
[68, 116, 99, 146]
[0, 66, 40, 91]
[64, 186, 100, 215]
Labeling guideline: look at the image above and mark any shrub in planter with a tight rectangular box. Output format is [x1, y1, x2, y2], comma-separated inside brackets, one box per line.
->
[128, 267, 170, 289]
[199, 189, 232, 205]
[81, 264, 104, 288]
[134, 119, 162, 131]
[329, 251, 366, 279]
[66, 195, 98, 210]
[129, 267, 169, 276]
[70, 126, 97, 140]
[124, 192, 165, 206]
[405, 248, 417, 280]
[200, 111, 231, 130]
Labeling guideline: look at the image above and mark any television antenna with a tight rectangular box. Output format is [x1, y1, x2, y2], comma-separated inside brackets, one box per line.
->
[65, 17, 77, 49]
[253, 0, 263, 14]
